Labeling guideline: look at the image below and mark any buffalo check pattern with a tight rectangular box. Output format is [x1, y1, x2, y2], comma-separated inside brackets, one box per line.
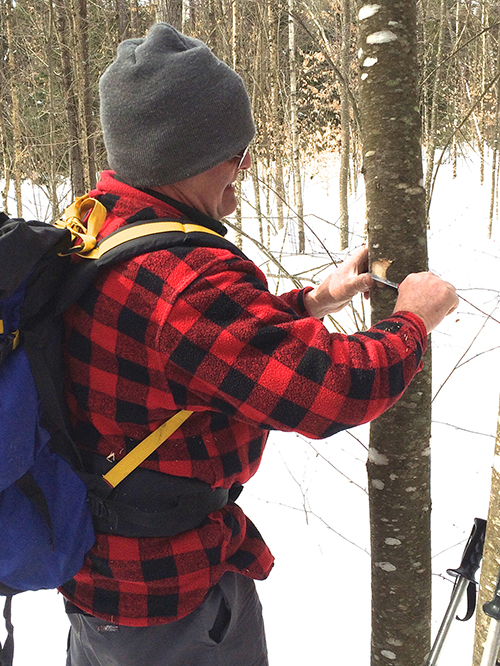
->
[59, 171, 427, 626]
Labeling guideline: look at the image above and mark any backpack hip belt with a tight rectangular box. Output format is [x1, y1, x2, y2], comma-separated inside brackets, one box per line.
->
[82, 450, 243, 538]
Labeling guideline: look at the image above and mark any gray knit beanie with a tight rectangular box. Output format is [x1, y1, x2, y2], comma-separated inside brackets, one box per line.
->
[99, 23, 255, 187]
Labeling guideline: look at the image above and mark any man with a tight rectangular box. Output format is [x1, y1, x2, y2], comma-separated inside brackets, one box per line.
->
[61, 23, 458, 666]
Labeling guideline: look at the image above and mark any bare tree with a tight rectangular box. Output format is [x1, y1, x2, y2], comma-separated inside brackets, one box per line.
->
[5, 0, 23, 218]
[339, 0, 351, 249]
[357, 1, 432, 664]
[288, 0, 304, 252]
[423, 0, 446, 212]
[55, 0, 86, 196]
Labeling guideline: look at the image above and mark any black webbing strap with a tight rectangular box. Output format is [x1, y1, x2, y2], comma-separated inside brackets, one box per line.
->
[457, 579, 477, 622]
[0, 596, 14, 666]
[15, 472, 54, 547]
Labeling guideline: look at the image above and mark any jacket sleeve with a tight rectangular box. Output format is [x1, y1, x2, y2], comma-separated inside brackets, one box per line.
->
[158, 254, 427, 439]
[275, 287, 314, 317]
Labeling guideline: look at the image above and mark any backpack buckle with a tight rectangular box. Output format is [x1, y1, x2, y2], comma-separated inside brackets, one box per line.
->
[0, 331, 20, 366]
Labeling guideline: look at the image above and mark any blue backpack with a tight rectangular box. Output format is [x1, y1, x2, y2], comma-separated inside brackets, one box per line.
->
[0, 196, 241, 666]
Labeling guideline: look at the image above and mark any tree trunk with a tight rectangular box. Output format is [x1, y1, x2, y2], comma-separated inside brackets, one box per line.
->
[268, 0, 285, 231]
[76, 0, 97, 190]
[0, 2, 11, 215]
[339, 0, 351, 250]
[115, 0, 129, 41]
[46, 0, 60, 219]
[452, 0, 460, 180]
[55, 0, 85, 197]
[357, 2, 432, 664]
[288, 0, 304, 252]
[480, 1, 487, 186]
[472, 395, 500, 665]
[488, 24, 500, 239]
[5, 0, 23, 218]
[423, 0, 446, 215]
[251, 151, 264, 245]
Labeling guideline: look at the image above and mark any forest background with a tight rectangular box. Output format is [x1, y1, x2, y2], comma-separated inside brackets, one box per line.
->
[1, 1, 500, 665]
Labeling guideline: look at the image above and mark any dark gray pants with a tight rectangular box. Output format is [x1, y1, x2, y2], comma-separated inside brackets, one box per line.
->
[66, 573, 268, 666]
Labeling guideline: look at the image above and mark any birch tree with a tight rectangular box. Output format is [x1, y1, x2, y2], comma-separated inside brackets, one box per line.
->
[357, 2, 432, 664]
[472, 397, 500, 665]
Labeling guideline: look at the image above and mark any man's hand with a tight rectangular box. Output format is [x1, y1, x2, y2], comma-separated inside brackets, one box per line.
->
[393, 272, 458, 333]
[304, 247, 373, 319]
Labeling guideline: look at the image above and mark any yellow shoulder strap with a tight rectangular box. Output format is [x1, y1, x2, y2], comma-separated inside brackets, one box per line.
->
[55, 195, 219, 486]
[103, 410, 193, 489]
[82, 220, 223, 260]
[56, 194, 223, 259]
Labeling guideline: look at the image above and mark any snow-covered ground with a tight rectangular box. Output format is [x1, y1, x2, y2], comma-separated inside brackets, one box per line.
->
[2, 152, 499, 665]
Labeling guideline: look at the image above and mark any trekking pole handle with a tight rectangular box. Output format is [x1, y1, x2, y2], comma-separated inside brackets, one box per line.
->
[447, 518, 487, 583]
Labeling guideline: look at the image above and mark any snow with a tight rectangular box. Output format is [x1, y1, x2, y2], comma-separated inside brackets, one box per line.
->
[1, 151, 500, 664]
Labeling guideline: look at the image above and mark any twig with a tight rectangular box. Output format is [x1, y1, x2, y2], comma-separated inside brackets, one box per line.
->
[432, 313, 493, 403]
[432, 421, 495, 439]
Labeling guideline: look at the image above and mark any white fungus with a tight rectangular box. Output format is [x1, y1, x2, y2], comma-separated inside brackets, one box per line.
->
[372, 479, 385, 490]
[385, 538, 402, 546]
[361, 73, 369, 80]
[387, 639, 403, 647]
[376, 562, 397, 572]
[363, 56, 378, 67]
[369, 448, 389, 465]
[381, 650, 397, 660]
[359, 5, 381, 20]
[367, 31, 398, 44]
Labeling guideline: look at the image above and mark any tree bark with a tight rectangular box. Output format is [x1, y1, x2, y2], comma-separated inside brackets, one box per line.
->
[55, 0, 85, 197]
[76, 0, 97, 190]
[268, 0, 285, 231]
[115, 0, 130, 41]
[5, 0, 23, 218]
[472, 395, 500, 665]
[45, 0, 60, 219]
[423, 0, 446, 214]
[488, 23, 500, 239]
[357, 2, 432, 664]
[339, 0, 351, 250]
[288, 0, 304, 252]
[0, 2, 11, 215]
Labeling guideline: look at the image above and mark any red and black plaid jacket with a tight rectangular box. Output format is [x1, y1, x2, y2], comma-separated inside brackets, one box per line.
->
[59, 171, 427, 626]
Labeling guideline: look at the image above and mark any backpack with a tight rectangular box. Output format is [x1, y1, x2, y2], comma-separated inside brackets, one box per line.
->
[0, 195, 242, 666]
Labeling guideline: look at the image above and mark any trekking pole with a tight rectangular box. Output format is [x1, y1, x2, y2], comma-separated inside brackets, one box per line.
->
[426, 518, 487, 666]
[480, 564, 500, 666]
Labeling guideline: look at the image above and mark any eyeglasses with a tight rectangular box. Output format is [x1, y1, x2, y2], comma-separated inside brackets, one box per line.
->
[233, 145, 250, 169]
